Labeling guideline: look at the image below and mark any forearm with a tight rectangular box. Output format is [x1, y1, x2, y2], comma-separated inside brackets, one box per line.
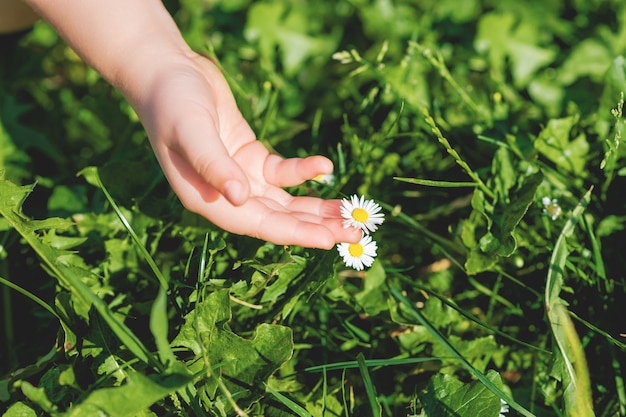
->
[23, 0, 191, 104]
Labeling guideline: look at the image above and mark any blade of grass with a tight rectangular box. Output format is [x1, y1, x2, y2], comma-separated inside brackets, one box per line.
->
[422, 107, 496, 200]
[389, 282, 535, 417]
[609, 343, 626, 416]
[377, 200, 464, 260]
[394, 274, 551, 354]
[0, 179, 161, 371]
[79, 167, 168, 290]
[265, 384, 312, 417]
[545, 187, 595, 417]
[394, 177, 478, 188]
[568, 310, 626, 349]
[150, 285, 177, 367]
[304, 356, 448, 373]
[356, 353, 382, 417]
[0, 276, 65, 325]
[410, 41, 490, 122]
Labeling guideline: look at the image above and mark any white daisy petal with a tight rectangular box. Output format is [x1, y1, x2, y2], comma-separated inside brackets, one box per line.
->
[340, 194, 385, 234]
[337, 234, 378, 271]
[499, 399, 509, 416]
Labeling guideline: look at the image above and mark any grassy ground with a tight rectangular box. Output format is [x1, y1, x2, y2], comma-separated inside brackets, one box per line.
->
[1, 1, 626, 416]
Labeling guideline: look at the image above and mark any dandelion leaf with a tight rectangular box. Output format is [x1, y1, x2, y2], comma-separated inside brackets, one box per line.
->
[480, 171, 543, 257]
[172, 289, 293, 411]
[244, 2, 338, 77]
[2, 401, 39, 417]
[475, 12, 556, 87]
[422, 370, 503, 417]
[354, 260, 387, 316]
[535, 116, 589, 175]
[61, 371, 193, 417]
[0, 178, 154, 366]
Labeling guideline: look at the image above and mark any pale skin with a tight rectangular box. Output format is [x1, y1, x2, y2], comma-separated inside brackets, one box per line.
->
[1, 0, 362, 249]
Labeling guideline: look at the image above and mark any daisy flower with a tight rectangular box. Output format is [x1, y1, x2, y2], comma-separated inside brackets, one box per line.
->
[541, 196, 562, 220]
[311, 173, 335, 185]
[499, 399, 510, 416]
[337, 234, 378, 271]
[340, 194, 385, 234]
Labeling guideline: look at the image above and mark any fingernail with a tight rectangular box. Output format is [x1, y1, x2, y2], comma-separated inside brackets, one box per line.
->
[224, 180, 243, 205]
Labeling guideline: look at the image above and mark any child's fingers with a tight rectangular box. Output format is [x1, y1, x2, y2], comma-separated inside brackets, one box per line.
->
[263, 154, 334, 187]
[169, 116, 252, 206]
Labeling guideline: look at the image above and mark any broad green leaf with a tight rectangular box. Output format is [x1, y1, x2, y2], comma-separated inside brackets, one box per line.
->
[465, 248, 498, 275]
[480, 171, 543, 257]
[558, 39, 613, 85]
[431, 335, 499, 373]
[535, 116, 589, 175]
[244, 2, 338, 76]
[47, 185, 88, 216]
[491, 147, 516, 200]
[19, 382, 56, 414]
[389, 284, 534, 417]
[0, 179, 159, 370]
[62, 371, 193, 417]
[420, 297, 462, 329]
[259, 256, 307, 304]
[172, 289, 294, 411]
[381, 59, 430, 110]
[475, 12, 556, 87]
[422, 370, 503, 417]
[2, 401, 38, 417]
[354, 260, 387, 316]
[357, 0, 419, 39]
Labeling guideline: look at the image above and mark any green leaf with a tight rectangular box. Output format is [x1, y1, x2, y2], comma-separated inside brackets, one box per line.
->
[150, 286, 177, 368]
[491, 147, 516, 200]
[244, 2, 338, 76]
[465, 248, 498, 275]
[0, 178, 159, 370]
[354, 260, 387, 316]
[394, 177, 478, 188]
[558, 39, 613, 85]
[62, 372, 193, 417]
[266, 384, 312, 417]
[475, 11, 556, 87]
[172, 289, 294, 410]
[422, 370, 503, 417]
[545, 187, 595, 417]
[356, 353, 382, 417]
[2, 401, 39, 417]
[480, 171, 543, 257]
[259, 256, 307, 304]
[389, 283, 534, 417]
[19, 382, 57, 414]
[535, 116, 589, 175]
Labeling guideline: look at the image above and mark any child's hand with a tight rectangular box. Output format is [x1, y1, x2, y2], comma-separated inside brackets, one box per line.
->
[134, 53, 362, 249]
[20, 0, 359, 248]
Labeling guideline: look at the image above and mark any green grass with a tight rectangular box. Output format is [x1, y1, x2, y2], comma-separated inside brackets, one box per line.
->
[1, 1, 626, 416]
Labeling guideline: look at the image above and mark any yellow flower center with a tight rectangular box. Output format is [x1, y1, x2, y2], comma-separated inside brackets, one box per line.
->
[348, 243, 364, 257]
[352, 208, 369, 223]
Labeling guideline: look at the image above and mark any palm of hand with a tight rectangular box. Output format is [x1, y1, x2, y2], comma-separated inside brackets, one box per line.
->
[137, 53, 361, 248]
